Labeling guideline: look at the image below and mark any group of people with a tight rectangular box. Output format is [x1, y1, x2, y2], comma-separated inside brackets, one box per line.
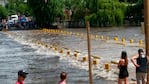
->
[16, 48, 148, 84]
[16, 70, 67, 84]
[118, 49, 148, 84]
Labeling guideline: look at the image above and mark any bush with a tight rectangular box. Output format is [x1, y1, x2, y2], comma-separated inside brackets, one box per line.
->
[0, 5, 8, 19]
[89, 0, 126, 27]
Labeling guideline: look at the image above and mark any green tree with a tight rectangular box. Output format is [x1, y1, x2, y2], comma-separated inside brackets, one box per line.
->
[6, 0, 16, 15]
[0, 5, 8, 19]
[70, 0, 86, 20]
[17, 3, 32, 16]
[6, 0, 31, 16]
[127, 0, 138, 3]
[27, 0, 64, 27]
[65, 0, 126, 27]
[125, 0, 144, 24]
[88, 0, 126, 26]
[63, 0, 86, 20]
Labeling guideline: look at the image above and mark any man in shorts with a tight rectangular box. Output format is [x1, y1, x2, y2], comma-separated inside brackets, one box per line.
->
[131, 49, 149, 84]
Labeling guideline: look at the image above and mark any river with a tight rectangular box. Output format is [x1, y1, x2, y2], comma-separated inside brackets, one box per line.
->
[0, 27, 144, 84]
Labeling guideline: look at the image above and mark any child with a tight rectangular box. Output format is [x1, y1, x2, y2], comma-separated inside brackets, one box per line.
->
[59, 72, 67, 84]
[16, 70, 28, 84]
[118, 51, 129, 84]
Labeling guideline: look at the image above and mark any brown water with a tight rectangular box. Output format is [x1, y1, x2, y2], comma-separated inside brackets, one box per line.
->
[1, 27, 143, 84]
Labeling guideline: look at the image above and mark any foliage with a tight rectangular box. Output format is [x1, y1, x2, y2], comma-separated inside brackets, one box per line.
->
[27, 0, 64, 27]
[4, 0, 143, 27]
[70, 0, 86, 20]
[0, 5, 8, 19]
[125, 0, 144, 24]
[88, 0, 126, 26]
[85, 15, 91, 22]
[6, 0, 32, 16]
[5, 0, 15, 15]
[119, 0, 138, 3]
[17, 3, 32, 16]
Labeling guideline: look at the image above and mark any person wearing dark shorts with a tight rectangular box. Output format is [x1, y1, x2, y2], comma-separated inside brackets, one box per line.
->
[131, 49, 149, 84]
[118, 51, 129, 84]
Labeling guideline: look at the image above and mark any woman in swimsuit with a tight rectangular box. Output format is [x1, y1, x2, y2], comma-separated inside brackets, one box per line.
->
[118, 51, 129, 84]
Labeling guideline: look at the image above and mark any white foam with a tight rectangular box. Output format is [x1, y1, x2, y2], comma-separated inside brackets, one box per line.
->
[3, 31, 122, 81]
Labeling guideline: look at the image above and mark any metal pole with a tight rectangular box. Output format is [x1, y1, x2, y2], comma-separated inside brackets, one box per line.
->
[144, 0, 149, 84]
[86, 21, 93, 84]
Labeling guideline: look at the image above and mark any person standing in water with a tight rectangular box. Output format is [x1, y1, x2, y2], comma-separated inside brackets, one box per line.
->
[118, 51, 129, 84]
[16, 70, 28, 84]
[59, 72, 67, 84]
[131, 49, 149, 84]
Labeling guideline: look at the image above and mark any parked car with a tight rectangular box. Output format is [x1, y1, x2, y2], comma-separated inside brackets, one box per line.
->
[7, 19, 14, 27]
[11, 15, 18, 23]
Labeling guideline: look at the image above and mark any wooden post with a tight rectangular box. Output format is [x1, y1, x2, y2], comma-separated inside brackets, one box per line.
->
[144, 0, 149, 83]
[86, 21, 93, 84]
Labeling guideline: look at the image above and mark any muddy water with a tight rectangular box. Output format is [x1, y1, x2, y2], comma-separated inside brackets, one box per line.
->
[0, 27, 143, 84]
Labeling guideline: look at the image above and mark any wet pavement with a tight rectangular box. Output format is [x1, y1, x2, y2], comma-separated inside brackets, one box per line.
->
[0, 27, 144, 84]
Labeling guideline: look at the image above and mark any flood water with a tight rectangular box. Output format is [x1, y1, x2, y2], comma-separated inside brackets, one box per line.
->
[0, 27, 144, 84]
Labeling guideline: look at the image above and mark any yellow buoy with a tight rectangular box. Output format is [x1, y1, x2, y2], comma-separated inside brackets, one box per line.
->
[121, 38, 125, 43]
[45, 44, 48, 48]
[54, 47, 58, 51]
[76, 32, 79, 36]
[139, 40, 143, 45]
[59, 49, 64, 53]
[82, 57, 87, 62]
[70, 32, 73, 35]
[121, 38, 126, 46]
[93, 59, 99, 65]
[105, 63, 110, 71]
[114, 37, 118, 41]
[67, 50, 70, 55]
[74, 53, 78, 58]
[130, 39, 134, 44]
[95, 35, 99, 40]
[95, 35, 98, 38]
